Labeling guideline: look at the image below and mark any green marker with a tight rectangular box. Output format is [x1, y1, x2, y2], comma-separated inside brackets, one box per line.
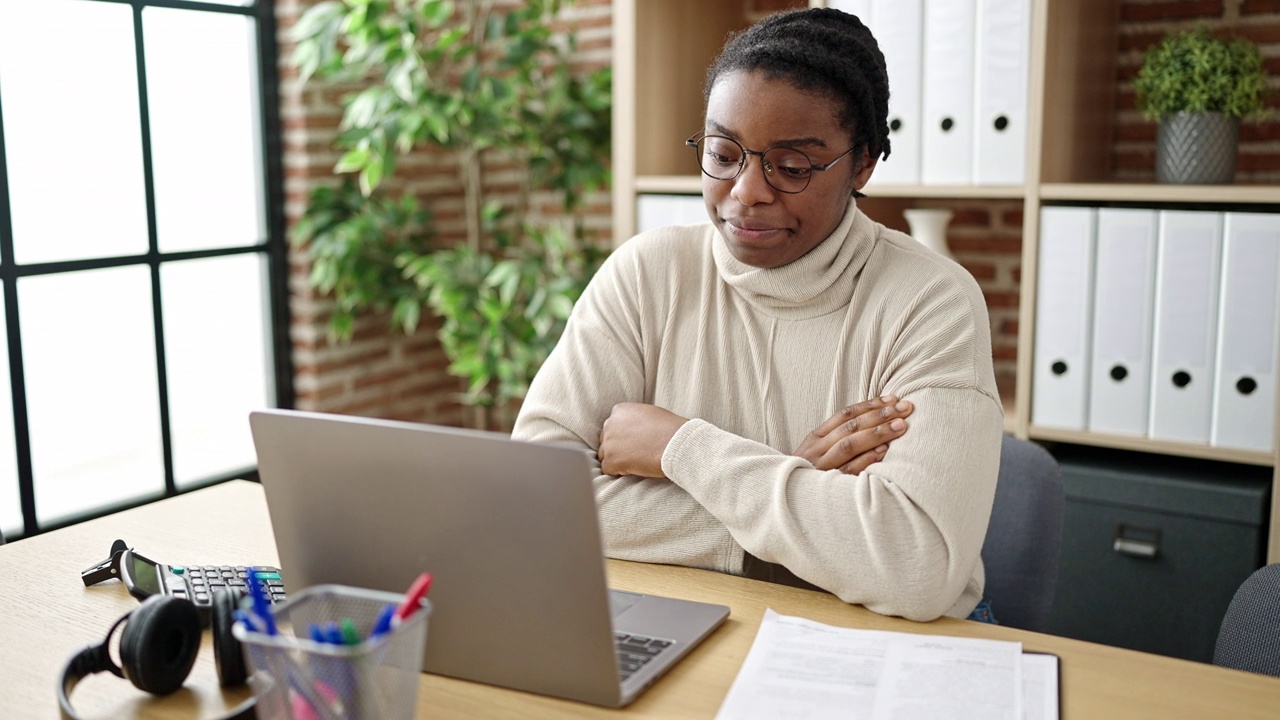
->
[340, 617, 361, 645]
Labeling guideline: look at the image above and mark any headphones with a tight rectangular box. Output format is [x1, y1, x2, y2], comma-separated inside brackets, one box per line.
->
[58, 588, 257, 719]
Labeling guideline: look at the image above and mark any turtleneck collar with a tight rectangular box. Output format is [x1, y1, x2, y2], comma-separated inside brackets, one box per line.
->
[712, 198, 875, 319]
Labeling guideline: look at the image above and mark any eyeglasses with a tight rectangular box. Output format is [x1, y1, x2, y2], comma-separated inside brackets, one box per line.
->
[685, 132, 857, 194]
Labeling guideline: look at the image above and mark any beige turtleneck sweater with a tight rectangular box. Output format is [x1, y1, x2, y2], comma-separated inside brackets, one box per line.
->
[512, 199, 1003, 621]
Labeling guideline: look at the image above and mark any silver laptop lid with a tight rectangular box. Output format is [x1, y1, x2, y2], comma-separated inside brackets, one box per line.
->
[250, 409, 624, 706]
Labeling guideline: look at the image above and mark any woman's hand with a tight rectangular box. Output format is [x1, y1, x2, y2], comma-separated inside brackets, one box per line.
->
[793, 396, 913, 475]
[599, 402, 689, 478]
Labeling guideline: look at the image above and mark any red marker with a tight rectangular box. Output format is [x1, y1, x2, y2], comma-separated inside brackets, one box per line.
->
[394, 571, 433, 624]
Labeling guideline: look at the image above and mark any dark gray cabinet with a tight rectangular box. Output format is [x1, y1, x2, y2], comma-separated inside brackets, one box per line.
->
[1045, 447, 1270, 663]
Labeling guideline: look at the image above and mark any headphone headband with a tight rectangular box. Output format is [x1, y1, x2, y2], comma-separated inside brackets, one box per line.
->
[58, 644, 112, 720]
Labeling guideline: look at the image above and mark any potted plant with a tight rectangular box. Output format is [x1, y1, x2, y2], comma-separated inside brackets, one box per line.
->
[1133, 27, 1268, 184]
[289, 0, 611, 429]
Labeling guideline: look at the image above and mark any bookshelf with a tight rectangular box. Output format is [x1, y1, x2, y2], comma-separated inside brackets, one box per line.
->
[611, 0, 1280, 561]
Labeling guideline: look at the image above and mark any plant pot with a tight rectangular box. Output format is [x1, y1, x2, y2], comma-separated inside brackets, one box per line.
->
[1155, 111, 1240, 184]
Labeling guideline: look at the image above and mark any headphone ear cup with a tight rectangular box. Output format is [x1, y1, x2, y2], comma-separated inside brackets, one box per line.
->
[212, 588, 248, 688]
[118, 595, 202, 696]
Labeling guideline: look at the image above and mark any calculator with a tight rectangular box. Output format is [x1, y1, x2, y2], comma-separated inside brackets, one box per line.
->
[82, 540, 288, 626]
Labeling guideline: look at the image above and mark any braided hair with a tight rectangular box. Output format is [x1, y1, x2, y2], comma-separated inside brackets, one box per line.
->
[704, 8, 891, 195]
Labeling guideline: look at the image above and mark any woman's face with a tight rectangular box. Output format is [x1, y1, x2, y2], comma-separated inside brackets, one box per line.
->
[701, 70, 876, 269]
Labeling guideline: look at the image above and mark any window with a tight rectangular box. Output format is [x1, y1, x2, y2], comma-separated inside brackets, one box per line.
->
[0, 0, 291, 538]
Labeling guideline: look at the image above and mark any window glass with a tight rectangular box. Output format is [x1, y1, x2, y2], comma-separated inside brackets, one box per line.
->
[0, 0, 149, 264]
[161, 254, 272, 487]
[144, 7, 265, 252]
[0, 294, 18, 540]
[24, 267, 164, 525]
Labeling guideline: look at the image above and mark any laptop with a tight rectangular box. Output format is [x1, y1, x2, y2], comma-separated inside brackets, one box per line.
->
[249, 408, 730, 707]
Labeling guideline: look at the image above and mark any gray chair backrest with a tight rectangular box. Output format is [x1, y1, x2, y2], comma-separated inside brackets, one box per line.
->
[980, 435, 1064, 632]
[1214, 564, 1280, 677]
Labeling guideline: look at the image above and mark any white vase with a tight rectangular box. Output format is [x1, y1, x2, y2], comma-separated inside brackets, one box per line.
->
[903, 208, 955, 260]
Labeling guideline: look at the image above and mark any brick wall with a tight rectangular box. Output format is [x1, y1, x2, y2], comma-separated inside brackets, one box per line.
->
[275, 1, 1280, 425]
[949, 202, 1025, 404]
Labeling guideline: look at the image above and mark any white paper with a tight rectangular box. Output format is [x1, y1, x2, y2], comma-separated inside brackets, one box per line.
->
[717, 609, 1050, 720]
[1021, 653, 1059, 720]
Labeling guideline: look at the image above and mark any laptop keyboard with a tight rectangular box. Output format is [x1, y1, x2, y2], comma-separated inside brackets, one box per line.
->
[614, 632, 674, 681]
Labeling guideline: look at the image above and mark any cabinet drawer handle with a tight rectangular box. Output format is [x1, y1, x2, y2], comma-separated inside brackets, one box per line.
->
[1113, 524, 1161, 559]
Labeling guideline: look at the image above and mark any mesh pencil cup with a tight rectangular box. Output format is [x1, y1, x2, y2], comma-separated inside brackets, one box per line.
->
[233, 584, 431, 720]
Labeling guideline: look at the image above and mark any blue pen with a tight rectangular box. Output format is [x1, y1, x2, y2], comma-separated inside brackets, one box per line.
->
[325, 621, 344, 646]
[234, 609, 262, 634]
[369, 603, 396, 641]
[246, 570, 278, 636]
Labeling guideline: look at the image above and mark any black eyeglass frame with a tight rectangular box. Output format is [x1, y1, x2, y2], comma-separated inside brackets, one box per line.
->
[684, 132, 858, 194]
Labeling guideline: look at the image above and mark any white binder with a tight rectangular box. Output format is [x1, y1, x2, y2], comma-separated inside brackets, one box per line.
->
[865, 0, 923, 186]
[973, 0, 1032, 185]
[635, 194, 707, 233]
[1211, 212, 1280, 453]
[827, 0, 873, 18]
[1031, 207, 1096, 430]
[1088, 208, 1158, 436]
[921, 0, 977, 185]
[1149, 211, 1223, 444]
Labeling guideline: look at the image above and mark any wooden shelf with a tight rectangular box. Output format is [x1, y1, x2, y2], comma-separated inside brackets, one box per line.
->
[1040, 183, 1280, 205]
[635, 176, 1032, 200]
[863, 184, 1028, 200]
[1028, 426, 1275, 467]
[616, 0, 1280, 562]
[634, 175, 702, 194]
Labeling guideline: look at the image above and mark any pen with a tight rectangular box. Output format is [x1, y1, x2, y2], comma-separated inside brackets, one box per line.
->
[234, 609, 262, 634]
[393, 571, 433, 624]
[340, 618, 362, 646]
[369, 603, 396, 640]
[246, 570, 278, 636]
[325, 621, 345, 646]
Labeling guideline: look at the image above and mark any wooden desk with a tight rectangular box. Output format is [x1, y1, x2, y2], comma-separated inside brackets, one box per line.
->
[3, 479, 1279, 719]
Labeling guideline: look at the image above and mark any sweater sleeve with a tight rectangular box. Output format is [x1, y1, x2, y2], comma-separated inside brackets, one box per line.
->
[662, 386, 1002, 621]
[511, 237, 741, 573]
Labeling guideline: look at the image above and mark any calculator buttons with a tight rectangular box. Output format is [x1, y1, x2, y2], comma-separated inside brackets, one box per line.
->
[175, 563, 286, 607]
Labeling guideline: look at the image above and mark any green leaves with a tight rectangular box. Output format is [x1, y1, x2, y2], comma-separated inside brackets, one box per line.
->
[390, 234, 601, 409]
[420, 0, 454, 28]
[289, 0, 612, 418]
[292, 0, 610, 197]
[291, 180, 434, 343]
[289, 1, 347, 84]
[1135, 27, 1269, 122]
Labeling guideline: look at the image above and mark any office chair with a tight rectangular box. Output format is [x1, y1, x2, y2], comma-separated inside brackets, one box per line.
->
[980, 435, 1064, 632]
[1213, 564, 1280, 677]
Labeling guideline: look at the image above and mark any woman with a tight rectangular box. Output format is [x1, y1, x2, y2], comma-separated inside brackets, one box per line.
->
[512, 7, 1002, 622]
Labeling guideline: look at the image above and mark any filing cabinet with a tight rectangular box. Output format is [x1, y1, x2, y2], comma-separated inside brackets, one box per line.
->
[1045, 447, 1270, 663]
